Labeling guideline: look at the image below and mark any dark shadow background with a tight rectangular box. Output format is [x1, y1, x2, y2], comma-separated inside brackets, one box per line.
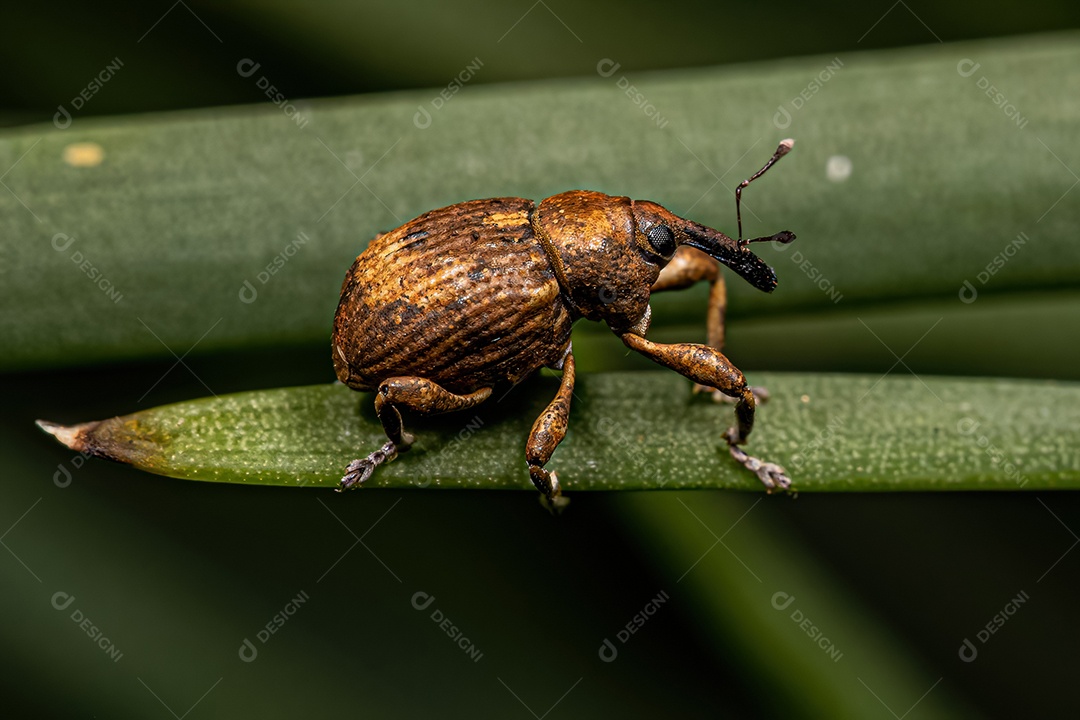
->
[3, 1, 1079, 717]
[5, 0, 1080, 124]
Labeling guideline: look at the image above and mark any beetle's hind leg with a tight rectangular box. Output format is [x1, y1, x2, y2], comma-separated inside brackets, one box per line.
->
[620, 332, 790, 491]
[651, 246, 768, 404]
[338, 377, 492, 491]
[526, 350, 576, 513]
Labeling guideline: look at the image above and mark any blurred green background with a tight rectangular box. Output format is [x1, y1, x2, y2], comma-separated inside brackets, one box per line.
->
[3, 1, 1079, 717]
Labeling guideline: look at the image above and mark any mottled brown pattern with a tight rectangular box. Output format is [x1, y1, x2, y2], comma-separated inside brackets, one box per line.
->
[333, 197, 573, 395]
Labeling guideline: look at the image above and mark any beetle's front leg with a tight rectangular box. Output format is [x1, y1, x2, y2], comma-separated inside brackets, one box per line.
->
[651, 247, 768, 404]
[620, 332, 790, 491]
[526, 350, 575, 512]
[339, 377, 492, 491]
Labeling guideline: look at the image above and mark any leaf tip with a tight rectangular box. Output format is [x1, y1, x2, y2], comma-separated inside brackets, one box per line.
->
[35, 419, 98, 451]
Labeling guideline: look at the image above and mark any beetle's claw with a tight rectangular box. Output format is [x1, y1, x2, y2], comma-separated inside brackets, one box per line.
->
[755, 462, 792, 493]
[337, 440, 398, 491]
[728, 444, 792, 493]
[338, 458, 375, 491]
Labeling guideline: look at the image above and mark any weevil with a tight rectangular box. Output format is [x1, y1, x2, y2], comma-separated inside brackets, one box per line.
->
[332, 139, 796, 507]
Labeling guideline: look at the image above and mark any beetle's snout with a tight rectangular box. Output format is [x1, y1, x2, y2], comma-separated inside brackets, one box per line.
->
[678, 220, 786, 293]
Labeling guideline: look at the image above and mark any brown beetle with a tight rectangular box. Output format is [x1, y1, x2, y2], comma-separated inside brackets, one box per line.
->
[332, 140, 796, 507]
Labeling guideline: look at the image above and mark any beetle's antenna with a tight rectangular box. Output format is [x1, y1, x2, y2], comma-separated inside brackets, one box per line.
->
[736, 139, 794, 245]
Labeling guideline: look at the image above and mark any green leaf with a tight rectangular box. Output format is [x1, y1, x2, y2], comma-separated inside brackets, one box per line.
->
[37, 372, 1080, 490]
[2, 32, 1078, 372]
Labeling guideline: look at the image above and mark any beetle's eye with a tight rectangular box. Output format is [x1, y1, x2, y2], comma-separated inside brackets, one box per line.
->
[646, 224, 676, 258]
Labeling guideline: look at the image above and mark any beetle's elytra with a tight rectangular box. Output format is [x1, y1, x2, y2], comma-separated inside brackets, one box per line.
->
[332, 140, 797, 507]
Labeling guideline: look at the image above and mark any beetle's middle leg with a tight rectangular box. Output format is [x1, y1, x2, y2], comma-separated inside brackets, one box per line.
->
[652, 245, 725, 352]
[526, 350, 576, 511]
[339, 377, 492, 491]
[620, 332, 789, 491]
[651, 246, 768, 404]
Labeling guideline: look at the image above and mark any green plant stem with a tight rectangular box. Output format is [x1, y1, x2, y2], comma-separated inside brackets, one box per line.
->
[36, 372, 1080, 491]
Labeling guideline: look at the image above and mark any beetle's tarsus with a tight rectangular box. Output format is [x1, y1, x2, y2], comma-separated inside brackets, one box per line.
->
[337, 378, 487, 493]
[529, 465, 561, 501]
[535, 470, 570, 514]
[728, 444, 792, 492]
[338, 440, 401, 491]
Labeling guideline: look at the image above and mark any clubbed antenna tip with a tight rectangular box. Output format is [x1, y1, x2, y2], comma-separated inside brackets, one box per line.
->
[735, 139, 796, 243]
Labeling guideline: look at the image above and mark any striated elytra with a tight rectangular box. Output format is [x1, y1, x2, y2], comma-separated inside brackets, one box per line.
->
[332, 140, 797, 509]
